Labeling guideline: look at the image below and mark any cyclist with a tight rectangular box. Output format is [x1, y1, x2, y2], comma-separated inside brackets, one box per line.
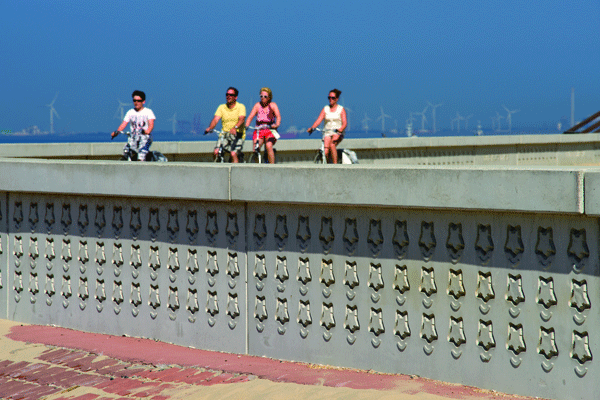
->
[112, 90, 156, 161]
[245, 87, 281, 164]
[307, 89, 347, 164]
[204, 87, 246, 163]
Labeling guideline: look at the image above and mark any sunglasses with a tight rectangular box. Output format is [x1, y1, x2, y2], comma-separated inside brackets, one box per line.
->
[260, 95, 269, 98]
[226, 93, 237, 97]
[328, 96, 337, 100]
[133, 99, 144, 103]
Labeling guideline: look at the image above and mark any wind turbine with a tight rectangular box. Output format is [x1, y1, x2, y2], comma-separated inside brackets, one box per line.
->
[502, 105, 520, 133]
[415, 105, 428, 131]
[376, 106, 391, 134]
[452, 112, 464, 132]
[362, 113, 371, 135]
[46, 92, 60, 134]
[495, 111, 505, 131]
[168, 112, 178, 135]
[405, 112, 415, 137]
[427, 101, 442, 133]
[464, 114, 474, 130]
[114, 100, 128, 120]
[490, 116, 497, 131]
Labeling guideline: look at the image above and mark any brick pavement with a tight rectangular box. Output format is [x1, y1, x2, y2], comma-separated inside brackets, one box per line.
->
[0, 320, 543, 400]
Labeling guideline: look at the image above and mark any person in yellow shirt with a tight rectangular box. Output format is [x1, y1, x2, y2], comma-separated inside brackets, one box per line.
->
[205, 87, 246, 163]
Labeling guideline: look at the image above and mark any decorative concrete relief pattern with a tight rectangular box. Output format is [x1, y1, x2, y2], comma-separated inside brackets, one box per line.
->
[475, 224, 494, 264]
[368, 219, 384, 257]
[149, 246, 161, 282]
[78, 204, 88, 236]
[569, 279, 591, 327]
[369, 308, 385, 347]
[167, 209, 179, 243]
[320, 259, 335, 299]
[320, 302, 335, 341]
[343, 218, 358, 255]
[14, 201, 23, 230]
[186, 250, 199, 318]
[368, 263, 383, 303]
[275, 297, 289, 334]
[394, 310, 411, 351]
[45, 238, 55, 266]
[187, 288, 199, 322]
[226, 292, 240, 329]
[95, 242, 105, 276]
[206, 251, 218, 288]
[112, 206, 123, 239]
[148, 284, 161, 319]
[61, 239, 72, 265]
[319, 217, 334, 254]
[130, 244, 142, 277]
[392, 220, 409, 259]
[187, 249, 199, 275]
[507, 323, 526, 367]
[61, 275, 71, 308]
[297, 257, 311, 297]
[448, 316, 466, 359]
[477, 320, 496, 362]
[168, 286, 179, 316]
[94, 205, 105, 237]
[148, 208, 160, 241]
[254, 254, 266, 291]
[44, 203, 54, 233]
[29, 237, 39, 265]
[568, 228, 589, 273]
[28, 202, 38, 232]
[130, 208, 141, 240]
[448, 269, 465, 312]
[537, 276, 557, 322]
[274, 215, 288, 250]
[446, 223, 464, 263]
[504, 225, 524, 265]
[130, 282, 142, 312]
[344, 261, 359, 301]
[476, 271, 495, 316]
[95, 278, 106, 312]
[571, 330, 592, 377]
[254, 295, 267, 332]
[419, 222, 436, 260]
[226, 212, 238, 246]
[254, 214, 267, 249]
[420, 267, 437, 309]
[78, 277, 88, 310]
[344, 305, 360, 343]
[112, 280, 123, 314]
[61, 203, 71, 234]
[275, 256, 288, 293]
[186, 210, 199, 243]
[78, 241, 89, 266]
[393, 265, 410, 306]
[298, 299, 312, 338]
[506, 274, 525, 318]
[296, 215, 311, 253]
[420, 313, 438, 355]
[112, 243, 123, 278]
[538, 326, 558, 372]
[205, 211, 218, 245]
[535, 227, 555, 268]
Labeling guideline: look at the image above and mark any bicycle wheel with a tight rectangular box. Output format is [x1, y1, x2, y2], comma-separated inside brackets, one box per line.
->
[249, 151, 262, 164]
[313, 151, 324, 164]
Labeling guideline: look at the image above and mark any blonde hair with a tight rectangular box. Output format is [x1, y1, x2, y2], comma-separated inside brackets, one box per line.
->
[260, 87, 273, 102]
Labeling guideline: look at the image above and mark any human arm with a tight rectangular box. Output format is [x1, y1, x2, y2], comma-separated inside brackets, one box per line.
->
[144, 118, 155, 135]
[245, 103, 258, 128]
[112, 120, 128, 138]
[337, 108, 347, 133]
[232, 115, 245, 135]
[205, 115, 221, 133]
[270, 102, 281, 129]
[307, 108, 326, 133]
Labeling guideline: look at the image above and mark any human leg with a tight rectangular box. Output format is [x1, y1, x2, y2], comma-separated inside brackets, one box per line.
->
[266, 138, 276, 164]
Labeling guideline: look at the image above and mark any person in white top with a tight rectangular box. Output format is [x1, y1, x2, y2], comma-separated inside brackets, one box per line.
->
[307, 89, 347, 164]
[112, 90, 156, 161]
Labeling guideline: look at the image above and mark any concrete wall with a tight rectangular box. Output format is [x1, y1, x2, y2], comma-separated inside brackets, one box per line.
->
[0, 158, 599, 399]
[3, 132, 600, 165]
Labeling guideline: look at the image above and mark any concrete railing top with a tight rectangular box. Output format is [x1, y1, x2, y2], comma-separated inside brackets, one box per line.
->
[3, 157, 600, 216]
[2, 132, 599, 158]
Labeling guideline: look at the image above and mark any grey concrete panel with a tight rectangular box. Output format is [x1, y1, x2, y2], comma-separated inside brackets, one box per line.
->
[231, 165, 582, 214]
[0, 159, 231, 201]
[584, 171, 600, 216]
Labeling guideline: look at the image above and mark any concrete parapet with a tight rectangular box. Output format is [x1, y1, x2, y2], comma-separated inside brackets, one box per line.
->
[0, 158, 599, 400]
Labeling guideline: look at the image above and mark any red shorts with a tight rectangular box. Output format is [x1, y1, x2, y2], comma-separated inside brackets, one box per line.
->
[253, 129, 277, 142]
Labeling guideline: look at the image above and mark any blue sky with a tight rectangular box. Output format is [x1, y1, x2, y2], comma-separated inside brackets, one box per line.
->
[1, 0, 599, 134]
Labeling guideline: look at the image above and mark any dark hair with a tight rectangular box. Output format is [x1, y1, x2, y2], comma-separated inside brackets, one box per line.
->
[132, 90, 146, 101]
[227, 87, 239, 96]
[330, 88, 342, 98]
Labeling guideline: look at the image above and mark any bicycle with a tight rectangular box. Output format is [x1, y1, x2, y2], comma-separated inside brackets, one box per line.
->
[308, 128, 358, 164]
[204, 129, 245, 163]
[111, 131, 167, 162]
[246, 125, 278, 164]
